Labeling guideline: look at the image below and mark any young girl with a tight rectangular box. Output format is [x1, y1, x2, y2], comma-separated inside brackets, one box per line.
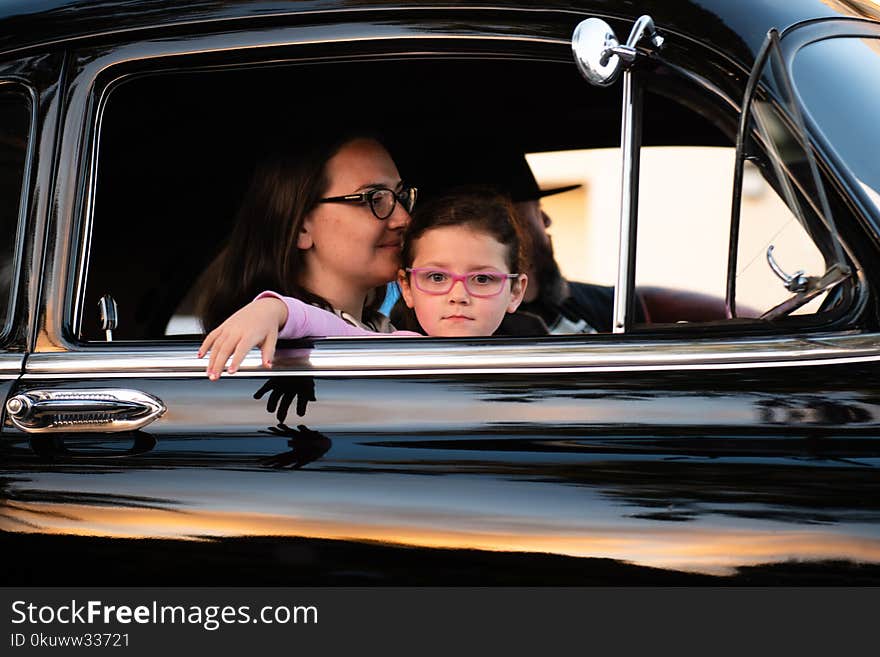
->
[199, 188, 529, 379]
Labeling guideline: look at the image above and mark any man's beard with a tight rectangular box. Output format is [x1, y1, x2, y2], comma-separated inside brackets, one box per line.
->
[532, 235, 569, 305]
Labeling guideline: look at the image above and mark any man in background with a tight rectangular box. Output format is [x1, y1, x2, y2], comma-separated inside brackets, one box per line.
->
[387, 147, 645, 334]
[503, 155, 632, 333]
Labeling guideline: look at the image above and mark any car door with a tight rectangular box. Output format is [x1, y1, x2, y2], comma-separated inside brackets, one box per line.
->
[4, 9, 880, 585]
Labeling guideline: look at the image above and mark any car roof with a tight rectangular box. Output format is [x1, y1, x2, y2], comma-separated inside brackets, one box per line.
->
[1, 0, 878, 64]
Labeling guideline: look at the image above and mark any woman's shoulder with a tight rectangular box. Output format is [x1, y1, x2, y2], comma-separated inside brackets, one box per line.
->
[338, 309, 396, 333]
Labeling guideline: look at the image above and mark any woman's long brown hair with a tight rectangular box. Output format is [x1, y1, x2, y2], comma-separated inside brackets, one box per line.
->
[198, 133, 387, 332]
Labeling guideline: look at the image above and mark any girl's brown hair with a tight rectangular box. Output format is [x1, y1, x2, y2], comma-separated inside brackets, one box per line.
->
[401, 186, 525, 273]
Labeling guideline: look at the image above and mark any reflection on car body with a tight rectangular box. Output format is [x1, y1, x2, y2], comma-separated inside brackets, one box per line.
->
[2, 0, 880, 585]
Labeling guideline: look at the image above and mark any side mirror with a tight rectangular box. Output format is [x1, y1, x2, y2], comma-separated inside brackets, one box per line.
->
[572, 16, 664, 88]
[571, 18, 624, 87]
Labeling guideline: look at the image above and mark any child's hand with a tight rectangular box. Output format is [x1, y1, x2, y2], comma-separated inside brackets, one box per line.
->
[197, 297, 289, 380]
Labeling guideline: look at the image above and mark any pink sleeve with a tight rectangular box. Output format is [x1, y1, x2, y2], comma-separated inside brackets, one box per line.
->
[254, 291, 420, 338]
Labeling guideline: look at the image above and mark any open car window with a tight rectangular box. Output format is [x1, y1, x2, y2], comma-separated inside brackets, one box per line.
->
[78, 32, 860, 344]
[626, 28, 857, 329]
[726, 29, 854, 324]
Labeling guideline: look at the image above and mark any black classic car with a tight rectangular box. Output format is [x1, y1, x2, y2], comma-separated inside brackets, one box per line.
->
[2, 0, 880, 585]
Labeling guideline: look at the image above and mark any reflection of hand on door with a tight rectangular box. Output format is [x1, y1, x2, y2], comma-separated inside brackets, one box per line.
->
[253, 377, 316, 423]
[261, 424, 332, 469]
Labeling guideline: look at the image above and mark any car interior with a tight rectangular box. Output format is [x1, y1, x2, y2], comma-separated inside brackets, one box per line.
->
[81, 54, 853, 343]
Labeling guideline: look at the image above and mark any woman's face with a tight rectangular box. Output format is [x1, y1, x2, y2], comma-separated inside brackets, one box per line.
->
[398, 225, 528, 337]
[298, 138, 411, 303]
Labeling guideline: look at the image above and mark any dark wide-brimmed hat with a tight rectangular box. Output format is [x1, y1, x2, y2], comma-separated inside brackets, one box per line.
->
[503, 153, 581, 202]
[413, 146, 581, 203]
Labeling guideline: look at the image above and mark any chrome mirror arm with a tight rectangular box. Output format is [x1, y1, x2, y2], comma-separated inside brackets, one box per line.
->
[601, 44, 636, 67]
[623, 15, 664, 52]
[612, 61, 643, 333]
[572, 15, 664, 333]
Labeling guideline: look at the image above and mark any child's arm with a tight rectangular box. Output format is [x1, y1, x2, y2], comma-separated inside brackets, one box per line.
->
[198, 291, 419, 379]
[257, 292, 399, 339]
[198, 296, 286, 379]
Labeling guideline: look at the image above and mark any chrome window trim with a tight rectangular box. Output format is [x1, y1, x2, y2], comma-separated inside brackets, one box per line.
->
[23, 332, 880, 377]
[0, 352, 24, 376]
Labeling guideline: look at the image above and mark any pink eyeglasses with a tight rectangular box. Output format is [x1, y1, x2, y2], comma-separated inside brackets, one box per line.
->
[406, 267, 519, 298]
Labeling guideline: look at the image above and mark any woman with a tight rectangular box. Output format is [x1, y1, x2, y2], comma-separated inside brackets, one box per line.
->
[200, 188, 530, 378]
[198, 133, 415, 377]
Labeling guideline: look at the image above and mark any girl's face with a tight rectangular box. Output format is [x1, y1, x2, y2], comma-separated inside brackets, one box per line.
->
[298, 138, 411, 301]
[398, 225, 528, 337]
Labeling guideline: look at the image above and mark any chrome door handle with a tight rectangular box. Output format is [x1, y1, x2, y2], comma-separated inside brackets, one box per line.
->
[5, 389, 165, 433]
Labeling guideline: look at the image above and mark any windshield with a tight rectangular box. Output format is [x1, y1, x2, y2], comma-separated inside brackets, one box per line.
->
[793, 36, 880, 215]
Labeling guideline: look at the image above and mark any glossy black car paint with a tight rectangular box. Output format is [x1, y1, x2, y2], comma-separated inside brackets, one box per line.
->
[2, 0, 880, 584]
[4, 361, 880, 584]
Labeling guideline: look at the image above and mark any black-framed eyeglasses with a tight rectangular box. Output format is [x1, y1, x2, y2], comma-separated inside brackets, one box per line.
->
[319, 184, 418, 220]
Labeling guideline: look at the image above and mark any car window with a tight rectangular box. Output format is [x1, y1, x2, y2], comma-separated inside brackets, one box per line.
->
[532, 141, 836, 325]
[79, 48, 856, 343]
[792, 35, 880, 216]
[633, 144, 734, 317]
[529, 144, 736, 313]
[734, 158, 828, 316]
[624, 49, 855, 326]
[533, 103, 849, 326]
[727, 31, 854, 323]
[0, 87, 31, 341]
[78, 58, 625, 341]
